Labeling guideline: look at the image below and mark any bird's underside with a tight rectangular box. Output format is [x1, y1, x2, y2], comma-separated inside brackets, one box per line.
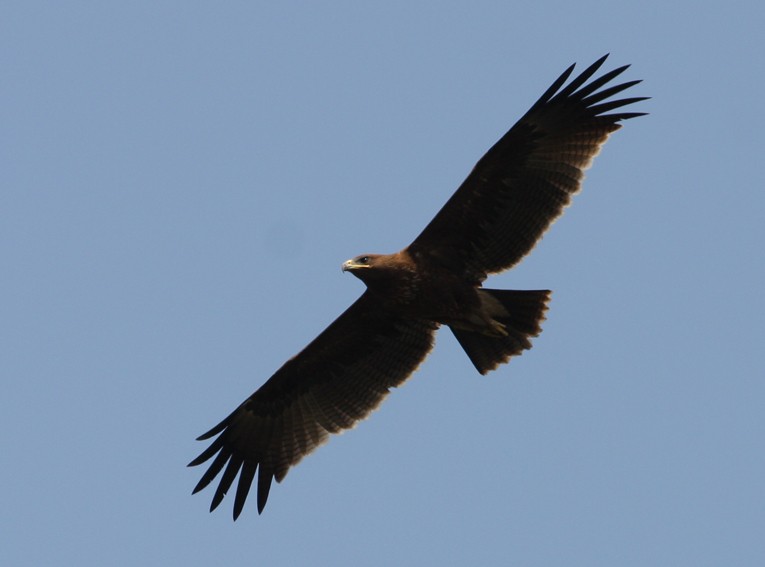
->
[189, 54, 647, 519]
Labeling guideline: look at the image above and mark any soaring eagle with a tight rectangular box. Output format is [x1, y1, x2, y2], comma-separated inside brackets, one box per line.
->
[189, 55, 646, 519]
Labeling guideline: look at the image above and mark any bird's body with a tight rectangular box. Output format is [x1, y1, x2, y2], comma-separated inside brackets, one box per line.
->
[189, 55, 647, 519]
[344, 252, 478, 324]
[343, 251, 546, 343]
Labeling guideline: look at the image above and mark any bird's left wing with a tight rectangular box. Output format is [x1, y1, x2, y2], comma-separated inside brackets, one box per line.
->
[188, 291, 437, 519]
[407, 55, 647, 280]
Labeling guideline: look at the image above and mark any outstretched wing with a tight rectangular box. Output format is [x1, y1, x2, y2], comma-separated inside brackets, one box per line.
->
[407, 55, 647, 279]
[188, 292, 437, 519]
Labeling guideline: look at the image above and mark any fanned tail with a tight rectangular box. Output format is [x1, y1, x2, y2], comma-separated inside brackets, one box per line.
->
[451, 289, 551, 375]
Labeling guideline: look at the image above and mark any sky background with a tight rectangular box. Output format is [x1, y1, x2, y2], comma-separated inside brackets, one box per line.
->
[2, 2, 763, 566]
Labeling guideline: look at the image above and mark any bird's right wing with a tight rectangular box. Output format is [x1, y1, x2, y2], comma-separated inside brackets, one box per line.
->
[188, 291, 437, 519]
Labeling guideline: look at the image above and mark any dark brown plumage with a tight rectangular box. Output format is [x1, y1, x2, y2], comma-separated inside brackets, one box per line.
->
[189, 55, 647, 519]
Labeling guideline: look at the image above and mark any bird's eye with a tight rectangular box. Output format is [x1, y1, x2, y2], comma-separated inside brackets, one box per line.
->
[357, 256, 370, 264]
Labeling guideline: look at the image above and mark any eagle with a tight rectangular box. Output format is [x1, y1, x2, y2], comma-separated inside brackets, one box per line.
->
[189, 55, 646, 519]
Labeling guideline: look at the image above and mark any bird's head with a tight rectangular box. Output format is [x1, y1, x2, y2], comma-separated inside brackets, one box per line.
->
[341, 254, 381, 282]
[342, 252, 416, 290]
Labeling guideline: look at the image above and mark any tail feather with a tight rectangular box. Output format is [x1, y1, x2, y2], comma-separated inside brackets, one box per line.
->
[451, 289, 551, 375]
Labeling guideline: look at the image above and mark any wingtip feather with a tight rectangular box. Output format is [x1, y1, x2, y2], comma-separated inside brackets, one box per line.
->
[233, 461, 257, 520]
[257, 466, 274, 514]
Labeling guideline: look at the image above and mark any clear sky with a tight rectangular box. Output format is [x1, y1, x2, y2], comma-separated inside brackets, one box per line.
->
[3, 2, 763, 566]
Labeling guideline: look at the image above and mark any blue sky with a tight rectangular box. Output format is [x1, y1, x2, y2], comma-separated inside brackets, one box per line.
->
[2, 2, 763, 565]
